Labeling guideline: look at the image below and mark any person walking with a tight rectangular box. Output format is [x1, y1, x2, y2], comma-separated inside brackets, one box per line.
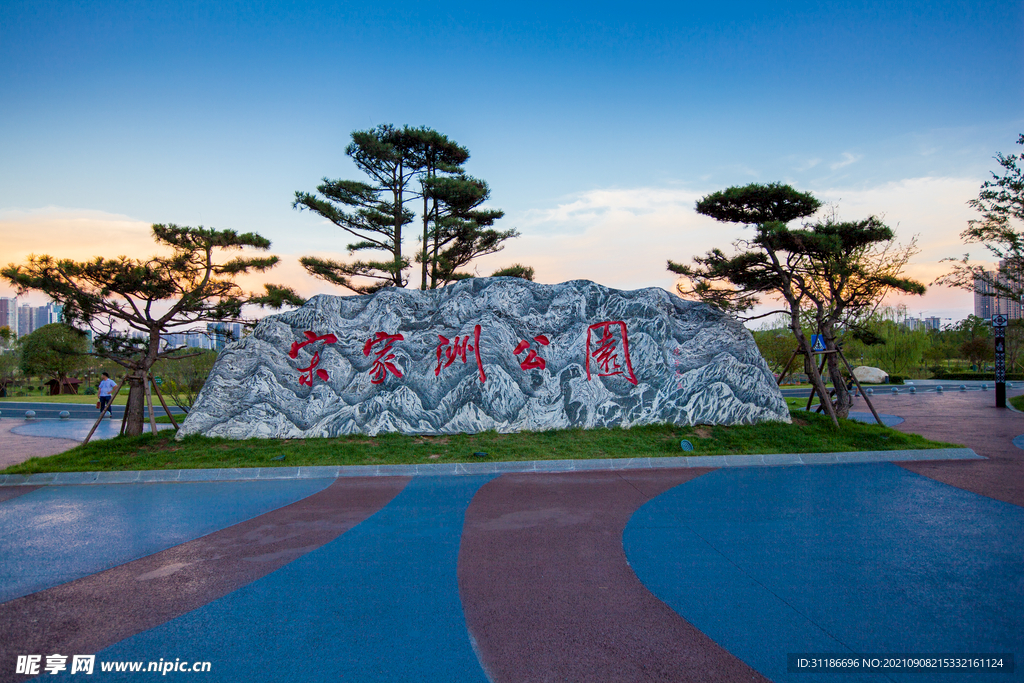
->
[98, 372, 117, 418]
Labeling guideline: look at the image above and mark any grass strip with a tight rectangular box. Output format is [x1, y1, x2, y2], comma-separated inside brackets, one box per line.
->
[3, 408, 959, 475]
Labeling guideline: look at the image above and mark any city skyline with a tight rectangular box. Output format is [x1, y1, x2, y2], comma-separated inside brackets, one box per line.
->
[1, 1, 1021, 325]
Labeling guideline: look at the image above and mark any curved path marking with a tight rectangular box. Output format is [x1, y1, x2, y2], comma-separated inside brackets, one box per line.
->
[0, 486, 39, 504]
[11, 420, 175, 440]
[459, 470, 769, 683]
[847, 411, 904, 427]
[53, 475, 496, 683]
[0, 479, 334, 603]
[865, 392, 1024, 507]
[624, 463, 1024, 683]
[0, 419, 79, 470]
[0, 477, 408, 683]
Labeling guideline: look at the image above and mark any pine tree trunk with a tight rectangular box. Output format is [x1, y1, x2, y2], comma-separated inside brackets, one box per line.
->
[421, 192, 429, 291]
[123, 372, 147, 436]
[826, 351, 852, 419]
[794, 330, 839, 427]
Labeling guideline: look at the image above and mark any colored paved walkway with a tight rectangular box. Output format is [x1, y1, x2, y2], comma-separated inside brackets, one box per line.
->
[0, 420, 79, 470]
[1, 390, 1021, 682]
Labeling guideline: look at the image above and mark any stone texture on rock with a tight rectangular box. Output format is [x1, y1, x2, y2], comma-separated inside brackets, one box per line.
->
[853, 366, 889, 384]
[177, 278, 789, 439]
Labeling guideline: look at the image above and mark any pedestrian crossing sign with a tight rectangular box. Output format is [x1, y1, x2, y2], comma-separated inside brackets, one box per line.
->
[810, 335, 826, 353]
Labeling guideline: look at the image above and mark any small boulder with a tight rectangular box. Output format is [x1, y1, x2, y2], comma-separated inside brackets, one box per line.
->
[853, 366, 889, 384]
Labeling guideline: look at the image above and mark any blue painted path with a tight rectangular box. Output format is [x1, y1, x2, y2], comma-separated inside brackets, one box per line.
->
[0, 479, 332, 602]
[847, 411, 904, 427]
[12, 419, 175, 441]
[624, 463, 1024, 683]
[73, 475, 496, 682]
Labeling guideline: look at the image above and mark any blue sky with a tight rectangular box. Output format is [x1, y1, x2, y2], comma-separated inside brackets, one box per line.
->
[1, 0, 1022, 322]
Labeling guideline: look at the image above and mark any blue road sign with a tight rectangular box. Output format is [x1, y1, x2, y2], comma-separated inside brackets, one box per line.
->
[810, 334, 826, 353]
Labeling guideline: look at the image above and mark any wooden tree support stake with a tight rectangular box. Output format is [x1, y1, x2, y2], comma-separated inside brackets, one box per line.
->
[775, 348, 801, 386]
[150, 378, 179, 429]
[805, 354, 830, 412]
[146, 372, 159, 436]
[118, 399, 129, 436]
[835, 345, 884, 427]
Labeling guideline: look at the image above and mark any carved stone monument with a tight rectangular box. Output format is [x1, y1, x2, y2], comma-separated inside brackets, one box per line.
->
[177, 278, 789, 439]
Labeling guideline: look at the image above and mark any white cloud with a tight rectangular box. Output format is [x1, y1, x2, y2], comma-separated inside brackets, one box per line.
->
[0, 179, 991, 323]
[829, 152, 863, 170]
[785, 155, 821, 172]
[474, 186, 736, 293]
[0, 208, 162, 303]
[0, 207, 329, 305]
[476, 176, 986, 321]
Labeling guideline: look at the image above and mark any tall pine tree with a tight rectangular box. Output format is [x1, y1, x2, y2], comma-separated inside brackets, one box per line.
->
[294, 124, 527, 293]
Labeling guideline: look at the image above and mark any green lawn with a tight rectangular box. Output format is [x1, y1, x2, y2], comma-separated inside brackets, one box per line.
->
[2, 408, 959, 475]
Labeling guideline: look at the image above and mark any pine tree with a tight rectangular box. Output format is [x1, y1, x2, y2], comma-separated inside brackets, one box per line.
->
[669, 183, 923, 423]
[294, 124, 527, 293]
[2, 224, 302, 435]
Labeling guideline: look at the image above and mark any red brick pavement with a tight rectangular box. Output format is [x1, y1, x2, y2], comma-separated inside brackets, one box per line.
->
[0, 420, 79, 470]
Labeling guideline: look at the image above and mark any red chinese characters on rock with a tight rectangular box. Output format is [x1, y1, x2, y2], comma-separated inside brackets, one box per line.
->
[436, 325, 486, 383]
[586, 321, 637, 385]
[289, 331, 339, 387]
[363, 331, 405, 384]
[513, 335, 550, 370]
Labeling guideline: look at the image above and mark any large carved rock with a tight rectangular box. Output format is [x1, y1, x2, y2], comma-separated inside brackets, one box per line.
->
[177, 278, 789, 439]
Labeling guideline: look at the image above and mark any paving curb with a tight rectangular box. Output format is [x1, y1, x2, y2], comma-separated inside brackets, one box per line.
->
[0, 448, 983, 486]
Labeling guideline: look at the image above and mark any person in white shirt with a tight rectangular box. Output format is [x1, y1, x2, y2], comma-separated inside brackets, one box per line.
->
[97, 372, 117, 418]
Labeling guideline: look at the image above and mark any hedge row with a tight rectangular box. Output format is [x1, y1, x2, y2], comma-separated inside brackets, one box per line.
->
[931, 372, 1024, 381]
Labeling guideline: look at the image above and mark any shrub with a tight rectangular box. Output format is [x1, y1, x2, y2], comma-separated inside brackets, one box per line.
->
[888, 376, 905, 385]
[83, 386, 97, 395]
[931, 371, 1024, 381]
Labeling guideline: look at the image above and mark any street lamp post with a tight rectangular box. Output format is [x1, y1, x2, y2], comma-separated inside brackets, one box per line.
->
[993, 314, 1008, 408]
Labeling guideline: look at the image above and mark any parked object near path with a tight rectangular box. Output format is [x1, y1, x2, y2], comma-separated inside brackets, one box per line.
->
[179, 278, 789, 439]
[853, 366, 889, 384]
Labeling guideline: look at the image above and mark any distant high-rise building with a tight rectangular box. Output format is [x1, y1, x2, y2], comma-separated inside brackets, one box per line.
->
[0, 297, 17, 335]
[34, 304, 53, 330]
[18, 305, 33, 337]
[9, 301, 65, 337]
[184, 332, 209, 349]
[207, 322, 242, 351]
[923, 316, 942, 331]
[975, 260, 1023, 320]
